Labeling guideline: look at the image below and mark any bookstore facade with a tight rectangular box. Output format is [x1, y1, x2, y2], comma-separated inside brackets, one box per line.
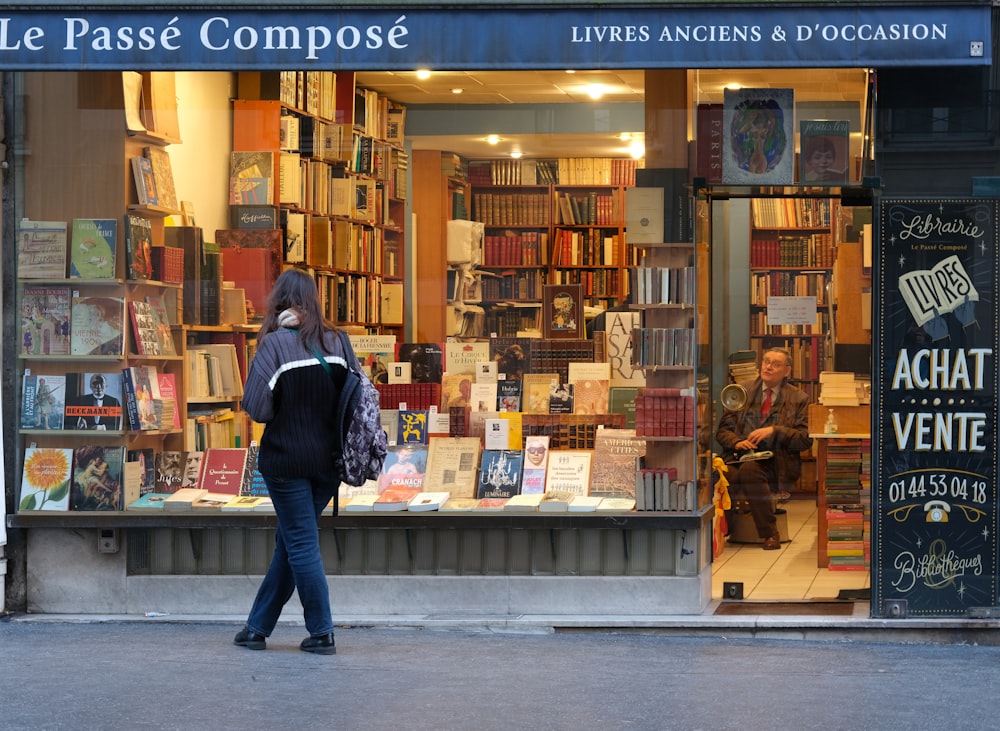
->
[2, 1, 998, 622]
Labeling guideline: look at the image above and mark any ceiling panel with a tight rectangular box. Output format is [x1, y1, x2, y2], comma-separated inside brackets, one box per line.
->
[354, 69, 868, 160]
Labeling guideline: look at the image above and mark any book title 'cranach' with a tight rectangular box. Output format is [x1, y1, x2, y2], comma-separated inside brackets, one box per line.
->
[891, 348, 992, 391]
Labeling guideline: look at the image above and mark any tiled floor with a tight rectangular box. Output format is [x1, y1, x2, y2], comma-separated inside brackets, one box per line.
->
[712, 497, 870, 601]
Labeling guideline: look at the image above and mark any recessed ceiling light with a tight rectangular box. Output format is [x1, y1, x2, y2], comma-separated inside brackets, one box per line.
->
[416, 68, 432, 80]
[565, 70, 576, 74]
[510, 151, 523, 159]
[629, 140, 645, 159]
[451, 88, 464, 94]
[585, 84, 605, 100]
[486, 134, 501, 145]
[618, 132, 632, 141]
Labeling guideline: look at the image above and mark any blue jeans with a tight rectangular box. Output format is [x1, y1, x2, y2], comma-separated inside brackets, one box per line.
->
[245, 471, 337, 638]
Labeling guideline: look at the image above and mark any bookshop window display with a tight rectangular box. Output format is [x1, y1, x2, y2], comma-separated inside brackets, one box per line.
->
[9, 69, 714, 611]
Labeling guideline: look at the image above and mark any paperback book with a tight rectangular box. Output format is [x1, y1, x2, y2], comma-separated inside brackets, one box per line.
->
[63, 371, 123, 431]
[378, 444, 428, 492]
[70, 295, 125, 356]
[520, 435, 550, 494]
[129, 300, 162, 356]
[69, 218, 117, 279]
[20, 373, 66, 431]
[131, 155, 159, 206]
[70, 444, 125, 511]
[19, 447, 73, 511]
[18, 219, 67, 279]
[423, 436, 482, 499]
[20, 286, 71, 356]
[154, 450, 185, 493]
[477, 449, 523, 500]
[124, 214, 154, 280]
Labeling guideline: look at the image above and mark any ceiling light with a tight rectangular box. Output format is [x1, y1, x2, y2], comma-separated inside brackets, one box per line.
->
[510, 151, 523, 159]
[416, 68, 432, 80]
[486, 134, 501, 145]
[565, 70, 576, 74]
[629, 140, 645, 159]
[585, 84, 605, 100]
[618, 132, 632, 141]
[451, 88, 464, 95]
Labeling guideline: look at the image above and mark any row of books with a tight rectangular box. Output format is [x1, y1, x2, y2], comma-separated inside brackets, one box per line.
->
[18, 216, 154, 282]
[747, 337, 826, 383]
[549, 268, 622, 299]
[20, 367, 180, 434]
[750, 197, 832, 229]
[630, 265, 696, 306]
[630, 327, 696, 368]
[550, 229, 620, 267]
[18, 445, 262, 513]
[633, 388, 695, 438]
[481, 231, 549, 267]
[344, 492, 636, 513]
[750, 233, 835, 268]
[480, 270, 546, 302]
[750, 271, 830, 305]
[467, 158, 638, 187]
[472, 192, 551, 227]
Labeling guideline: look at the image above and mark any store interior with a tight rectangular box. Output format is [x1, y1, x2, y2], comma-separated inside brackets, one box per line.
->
[356, 66, 874, 604]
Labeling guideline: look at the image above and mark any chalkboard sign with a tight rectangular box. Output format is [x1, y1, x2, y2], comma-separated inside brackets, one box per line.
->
[873, 198, 998, 617]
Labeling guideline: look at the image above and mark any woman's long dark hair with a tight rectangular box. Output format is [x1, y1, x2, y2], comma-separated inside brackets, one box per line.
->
[259, 268, 338, 352]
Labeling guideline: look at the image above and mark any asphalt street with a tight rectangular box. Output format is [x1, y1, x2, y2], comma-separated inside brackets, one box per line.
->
[3, 619, 1000, 730]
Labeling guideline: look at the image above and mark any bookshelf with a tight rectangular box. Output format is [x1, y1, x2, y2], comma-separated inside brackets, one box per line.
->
[468, 172, 633, 337]
[16, 72, 192, 512]
[748, 196, 838, 401]
[629, 240, 711, 512]
[229, 71, 407, 336]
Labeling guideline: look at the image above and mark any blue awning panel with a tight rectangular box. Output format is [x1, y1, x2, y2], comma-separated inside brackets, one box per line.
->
[0, 6, 989, 70]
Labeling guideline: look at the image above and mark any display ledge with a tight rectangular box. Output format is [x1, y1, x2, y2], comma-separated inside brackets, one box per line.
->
[7, 505, 712, 531]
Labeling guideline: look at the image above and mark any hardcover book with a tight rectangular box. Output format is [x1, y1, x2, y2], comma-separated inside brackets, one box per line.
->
[229, 150, 275, 205]
[397, 410, 429, 444]
[542, 283, 584, 339]
[69, 218, 117, 279]
[543, 450, 593, 496]
[722, 87, 795, 185]
[604, 311, 644, 388]
[469, 382, 498, 413]
[19, 447, 73, 511]
[520, 435, 550, 494]
[129, 300, 162, 356]
[589, 428, 644, 499]
[70, 444, 125, 511]
[395, 342, 444, 383]
[440, 373, 473, 411]
[378, 444, 428, 492]
[63, 371, 123, 431]
[20, 286, 71, 356]
[70, 295, 125, 356]
[143, 146, 178, 210]
[489, 337, 531, 381]
[123, 214, 154, 280]
[131, 155, 159, 206]
[180, 451, 205, 488]
[548, 382, 575, 414]
[18, 219, 68, 279]
[799, 119, 850, 184]
[144, 295, 178, 356]
[445, 341, 490, 376]
[424, 436, 482, 499]
[154, 450, 185, 493]
[198, 448, 248, 495]
[20, 373, 66, 431]
[373, 486, 421, 511]
[126, 448, 157, 495]
[522, 373, 558, 415]
[477, 449, 523, 500]
[348, 334, 396, 385]
[496, 379, 522, 413]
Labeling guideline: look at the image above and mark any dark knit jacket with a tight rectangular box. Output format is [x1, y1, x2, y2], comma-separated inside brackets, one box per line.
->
[241, 326, 348, 478]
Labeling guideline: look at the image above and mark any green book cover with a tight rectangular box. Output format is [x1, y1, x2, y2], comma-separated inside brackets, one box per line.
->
[70, 219, 117, 279]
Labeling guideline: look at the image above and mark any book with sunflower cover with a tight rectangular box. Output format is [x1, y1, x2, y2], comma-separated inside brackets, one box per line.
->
[19, 446, 73, 511]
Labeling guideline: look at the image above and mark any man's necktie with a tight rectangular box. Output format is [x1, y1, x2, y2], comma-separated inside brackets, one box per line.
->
[761, 388, 772, 418]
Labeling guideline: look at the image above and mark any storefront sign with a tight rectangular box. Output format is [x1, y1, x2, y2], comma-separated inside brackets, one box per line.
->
[873, 198, 999, 616]
[0, 6, 988, 69]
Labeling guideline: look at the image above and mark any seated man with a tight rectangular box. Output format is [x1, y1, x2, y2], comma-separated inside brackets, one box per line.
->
[715, 347, 812, 550]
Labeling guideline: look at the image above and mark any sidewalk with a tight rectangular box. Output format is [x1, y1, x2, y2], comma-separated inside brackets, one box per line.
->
[3, 617, 999, 731]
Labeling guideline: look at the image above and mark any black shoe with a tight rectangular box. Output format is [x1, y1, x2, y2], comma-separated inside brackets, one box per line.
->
[300, 633, 336, 655]
[234, 627, 266, 650]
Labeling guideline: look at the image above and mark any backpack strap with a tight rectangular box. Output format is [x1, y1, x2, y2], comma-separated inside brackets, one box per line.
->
[307, 341, 334, 378]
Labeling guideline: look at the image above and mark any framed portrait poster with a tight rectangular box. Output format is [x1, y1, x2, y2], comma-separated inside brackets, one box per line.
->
[542, 283, 583, 339]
